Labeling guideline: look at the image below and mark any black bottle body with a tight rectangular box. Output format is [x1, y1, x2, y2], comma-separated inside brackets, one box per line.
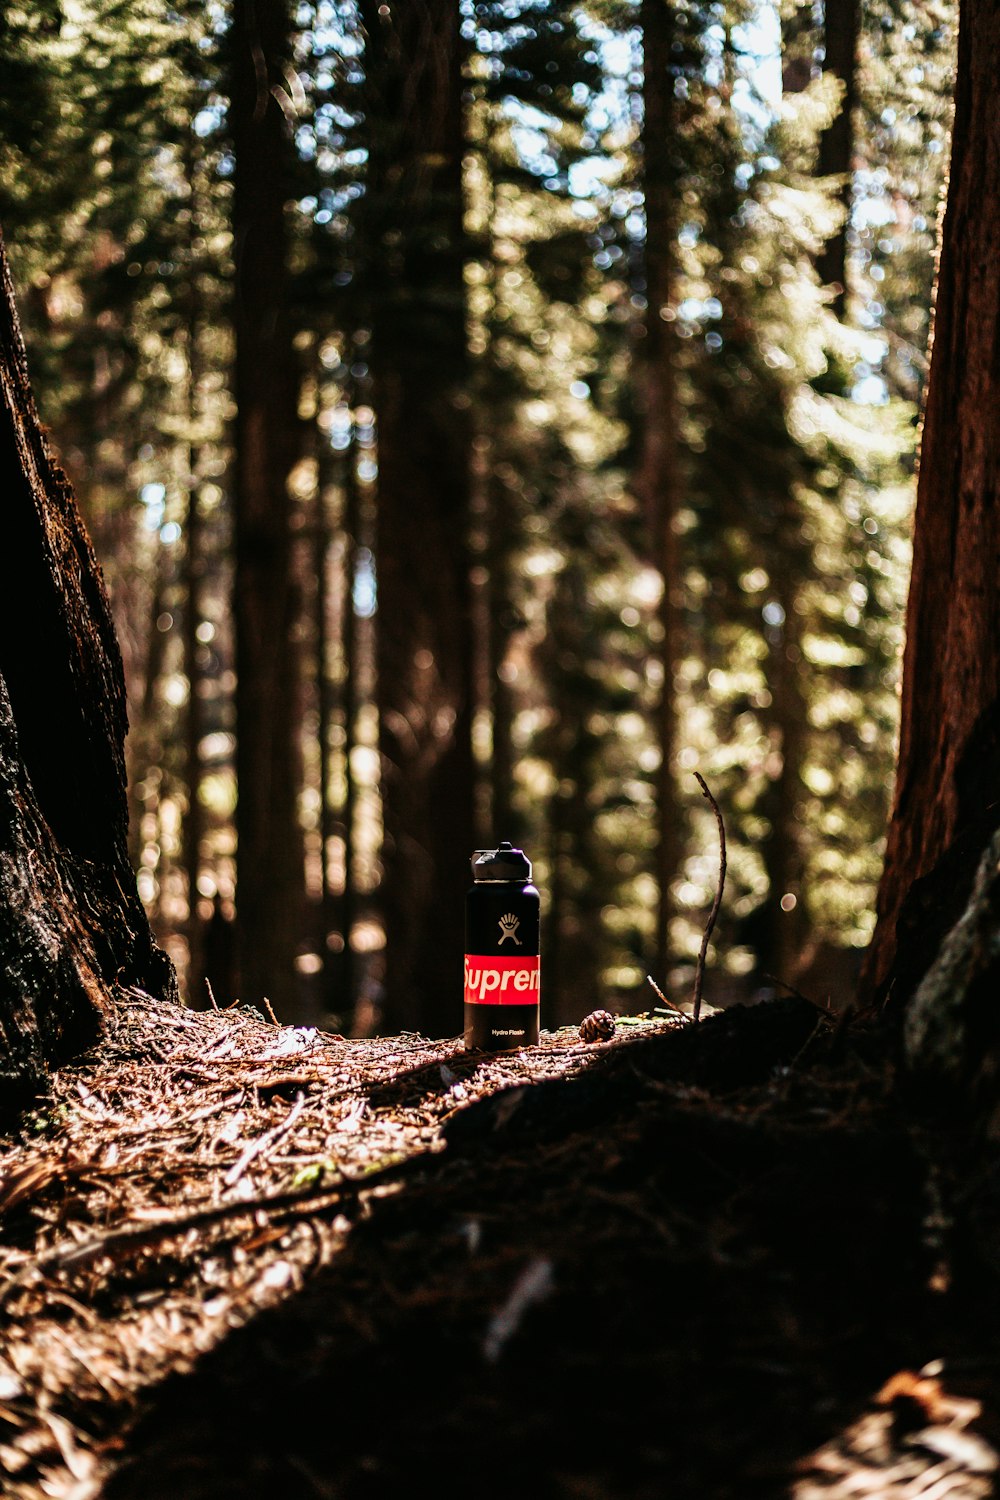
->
[464, 872, 540, 1050]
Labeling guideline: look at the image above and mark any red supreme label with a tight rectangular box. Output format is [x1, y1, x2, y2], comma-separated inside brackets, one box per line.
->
[464, 955, 540, 1005]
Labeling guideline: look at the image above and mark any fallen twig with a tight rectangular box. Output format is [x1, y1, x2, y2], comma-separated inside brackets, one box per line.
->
[645, 974, 691, 1023]
[692, 773, 727, 1024]
[0, 986, 667, 1497]
[0, 1147, 432, 1292]
[223, 1094, 308, 1187]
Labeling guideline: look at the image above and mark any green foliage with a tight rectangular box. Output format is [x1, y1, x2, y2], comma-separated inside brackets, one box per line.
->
[858, 0, 954, 402]
[0, 0, 958, 1019]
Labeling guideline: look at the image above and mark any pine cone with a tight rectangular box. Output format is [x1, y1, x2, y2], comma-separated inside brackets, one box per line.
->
[580, 1009, 616, 1043]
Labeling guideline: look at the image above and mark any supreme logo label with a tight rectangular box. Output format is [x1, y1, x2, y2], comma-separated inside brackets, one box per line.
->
[464, 954, 540, 1005]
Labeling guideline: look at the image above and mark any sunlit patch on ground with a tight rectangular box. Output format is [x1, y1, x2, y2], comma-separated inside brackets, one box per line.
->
[794, 1367, 998, 1499]
[0, 991, 668, 1498]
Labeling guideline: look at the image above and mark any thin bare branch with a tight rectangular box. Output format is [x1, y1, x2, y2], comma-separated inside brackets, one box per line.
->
[645, 974, 691, 1022]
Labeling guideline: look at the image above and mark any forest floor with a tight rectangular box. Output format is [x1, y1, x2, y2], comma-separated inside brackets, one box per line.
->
[1, 991, 1000, 1499]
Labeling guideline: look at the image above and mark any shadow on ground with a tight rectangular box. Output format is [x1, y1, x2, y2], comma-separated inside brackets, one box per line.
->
[105, 1002, 1000, 1499]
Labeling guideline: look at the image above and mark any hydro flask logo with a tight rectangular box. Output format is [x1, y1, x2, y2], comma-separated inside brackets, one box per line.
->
[498, 913, 521, 945]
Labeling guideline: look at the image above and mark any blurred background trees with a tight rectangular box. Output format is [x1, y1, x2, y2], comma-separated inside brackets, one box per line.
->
[0, 0, 956, 1030]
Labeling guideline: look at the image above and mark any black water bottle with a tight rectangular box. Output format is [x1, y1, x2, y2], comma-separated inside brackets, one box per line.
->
[464, 841, 540, 1050]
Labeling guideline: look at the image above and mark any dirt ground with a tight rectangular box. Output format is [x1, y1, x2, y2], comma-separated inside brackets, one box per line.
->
[1, 990, 999, 1499]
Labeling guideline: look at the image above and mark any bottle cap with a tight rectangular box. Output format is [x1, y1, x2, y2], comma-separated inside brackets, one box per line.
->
[471, 840, 532, 882]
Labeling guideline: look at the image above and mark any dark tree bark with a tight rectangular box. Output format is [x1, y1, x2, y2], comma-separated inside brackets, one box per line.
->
[864, 0, 1000, 1004]
[230, 0, 306, 1018]
[639, 0, 683, 985]
[759, 535, 810, 980]
[816, 0, 858, 316]
[337, 428, 361, 1019]
[313, 438, 333, 920]
[543, 557, 606, 1026]
[905, 824, 1000, 1109]
[129, 533, 171, 872]
[781, 0, 815, 95]
[487, 471, 517, 847]
[360, 0, 475, 1037]
[182, 131, 210, 1007]
[0, 230, 173, 1106]
[183, 312, 204, 1006]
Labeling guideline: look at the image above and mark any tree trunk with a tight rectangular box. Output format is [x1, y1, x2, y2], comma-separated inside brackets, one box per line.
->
[751, 2, 848, 986]
[817, 0, 858, 316]
[183, 328, 204, 1006]
[639, 0, 683, 986]
[230, 0, 306, 1019]
[543, 557, 606, 1026]
[904, 824, 1000, 1111]
[0, 231, 173, 1107]
[360, 0, 475, 1037]
[863, 0, 1000, 1004]
[759, 562, 809, 980]
[337, 426, 361, 1021]
[488, 524, 517, 846]
[781, 0, 815, 95]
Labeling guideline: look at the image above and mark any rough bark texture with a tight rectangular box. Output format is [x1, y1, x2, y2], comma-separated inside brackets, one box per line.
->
[361, 0, 475, 1037]
[864, 0, 1000, 1002]
[0, 231, 173, 1106]
[640, 0, 683, 984]
[816, 0, 858, 316]
[230, 0, 306, 1019]
[905, 826, 1000, 1130]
